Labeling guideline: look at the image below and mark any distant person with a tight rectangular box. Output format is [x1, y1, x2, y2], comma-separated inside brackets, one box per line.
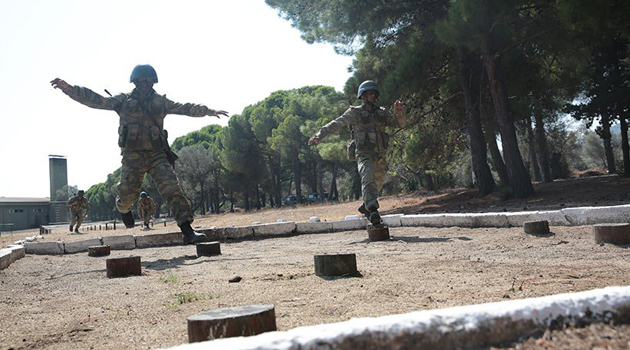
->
[67, 190, 89, 234]
[138, 191, 156, 230]
[51, 64, 229, 244]
[308, 80, 405, 226]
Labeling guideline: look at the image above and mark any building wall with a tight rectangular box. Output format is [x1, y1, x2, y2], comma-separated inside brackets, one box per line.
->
[0, 201, 50, 232]
[49, 156, 68, 200]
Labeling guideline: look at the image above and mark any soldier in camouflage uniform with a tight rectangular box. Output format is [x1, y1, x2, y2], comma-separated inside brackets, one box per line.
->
[138, 191, 156, 230]
[308, 80, 405, 226]
[67, 190, 89, 234]
[51, 64, 228, 244]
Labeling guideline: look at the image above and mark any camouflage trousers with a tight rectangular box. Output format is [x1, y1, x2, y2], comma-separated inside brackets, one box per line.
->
[357, 153, 388, 210]
[138, 208, 152, 226]
[69, 211, 85, 229]
[116, 150, 193, 226]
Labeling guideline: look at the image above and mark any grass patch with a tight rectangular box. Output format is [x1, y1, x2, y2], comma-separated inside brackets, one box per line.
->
[166, 291, 220, 309]
[158, 271, 179, 285]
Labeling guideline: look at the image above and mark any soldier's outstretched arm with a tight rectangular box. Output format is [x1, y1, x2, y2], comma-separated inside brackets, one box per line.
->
[308, 107, 358, 146]
[164, 97, 229, 118]
[51, 78, 121, 111]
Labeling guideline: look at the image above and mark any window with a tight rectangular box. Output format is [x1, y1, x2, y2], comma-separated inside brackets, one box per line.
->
[33, 208, 47, 213]
[9, 209, 24, 213]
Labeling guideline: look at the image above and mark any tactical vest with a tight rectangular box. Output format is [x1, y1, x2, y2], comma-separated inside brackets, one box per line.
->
[351, 106, 390, 155]
[116, 91, 170, 151]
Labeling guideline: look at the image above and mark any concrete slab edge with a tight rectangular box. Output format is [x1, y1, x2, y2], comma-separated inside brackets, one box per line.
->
[11, 204, 630, 258]
[159, 285, 630, 350]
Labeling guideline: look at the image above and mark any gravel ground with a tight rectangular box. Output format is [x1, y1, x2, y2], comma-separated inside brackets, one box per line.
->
[2, 224, 630, 350]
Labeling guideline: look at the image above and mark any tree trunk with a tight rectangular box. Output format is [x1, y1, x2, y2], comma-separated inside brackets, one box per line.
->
[534, 111, 552, 183]
[330, 162, 339, 201]
[255, 185, 261, 210]
[457, 46, 495, 196]
[621, 117, 629, 177]
[601, 114, 617, 174]
[291, 148, 302, 204]
[229, 189, 234, 213]
[526, 116, 542, 182]
[317, 160, 325, 201]
[481, 35, 533, 198]
[199, 184, 206, 215]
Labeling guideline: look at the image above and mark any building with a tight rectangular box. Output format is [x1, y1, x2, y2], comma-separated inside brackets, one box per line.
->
[0, 197, 50, 232]
[0, 155, 71, 232]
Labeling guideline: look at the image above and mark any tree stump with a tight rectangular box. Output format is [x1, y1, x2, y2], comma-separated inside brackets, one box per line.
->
[314, 254, 358, 277]
[196, 241, 221, 257]
[523, 220, 550, 235]
[88, 245, 110, 257]
[593, 223, 630, 244]
[106, 256, 141, 278]
[367, 224, 390, 241]
[187, 304, 276, 342]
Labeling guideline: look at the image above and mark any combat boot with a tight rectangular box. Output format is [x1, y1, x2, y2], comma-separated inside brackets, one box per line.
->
[69, 224, 73, 232]
[357, 204, 370, 218]
[368, 208, 383, 226]
[180, 222, 209, 245]
[121, 211, 135, 229]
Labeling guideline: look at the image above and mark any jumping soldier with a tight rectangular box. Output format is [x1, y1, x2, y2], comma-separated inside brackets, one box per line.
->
[137, 191, 156, 230]
[67, 190, 89, 234]
[51, 64, 228, 244]
[308, 80, 405, 226]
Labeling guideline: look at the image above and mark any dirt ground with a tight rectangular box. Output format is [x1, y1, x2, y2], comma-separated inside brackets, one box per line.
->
[2, 175, 630, 350]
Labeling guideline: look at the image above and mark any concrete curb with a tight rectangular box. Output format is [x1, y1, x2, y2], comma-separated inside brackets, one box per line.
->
[4, 203, 630, 269]
[159, 285, 630, 350]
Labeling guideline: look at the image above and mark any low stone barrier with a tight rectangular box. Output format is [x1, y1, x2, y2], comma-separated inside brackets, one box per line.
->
[24, 241, 64, 255]
[102, 235, 136, 250]
[159, 285, 630, 350]
[64, 238, 103, 254]
[253, 221, 296, 237]
[135, 232, 182, 248]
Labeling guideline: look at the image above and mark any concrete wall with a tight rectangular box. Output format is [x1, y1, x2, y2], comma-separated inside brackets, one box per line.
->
[0, 200, 50, 231]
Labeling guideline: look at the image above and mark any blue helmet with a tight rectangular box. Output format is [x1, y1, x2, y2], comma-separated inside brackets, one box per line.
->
[130, 64, 158, 83]
[140, 191, 148, 198]
[357, 80, 379, 99]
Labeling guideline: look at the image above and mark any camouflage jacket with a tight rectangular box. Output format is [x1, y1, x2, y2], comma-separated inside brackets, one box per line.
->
[67, 195, 89, 214]
[138, 197, 156, 215]
[316, 103, 406, 155]
[63, 86, 217, 151]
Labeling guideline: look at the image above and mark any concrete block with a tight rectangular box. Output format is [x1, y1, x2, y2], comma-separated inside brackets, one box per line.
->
[504, 211, 542, 227]
[381, 214, 402, 227]
[331, 218, 368, 231]
[253, 222, 296, 237]
[135, 232, 182, 248]
[8, 245, 25, 262]
[563, 205, 630, 226]
[536, 210, 571, 226]
[64, 238, 103, 254]
[223, 226, 254, 239]
[0, 249, 12, 270]
[24, 241, 65, 255]
[345, 215, 361, 220]
[296, 221, 333, 234]
[400, 214, 446, 227]
[102, 235, 136, 250]
[308, 217, 321, 223]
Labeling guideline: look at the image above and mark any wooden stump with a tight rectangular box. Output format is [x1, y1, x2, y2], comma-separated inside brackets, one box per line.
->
[523, 220, 550, 235]
[367, 224, 390, 241]
[196, 241, 221, 257]
[314, 254, 358, 277]
[106, 256, 141, 278]
[187, 304, 276, 342]
[593, 223, 630, 244]
[88, 245, 111, 257]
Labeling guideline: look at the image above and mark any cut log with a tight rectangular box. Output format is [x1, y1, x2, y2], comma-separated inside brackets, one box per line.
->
[106, 256, 141, 278]
[314, 254, 358, 277]
[593, 223, 630, 245]
[196, 241, 221, 257]
[367, 224, 390, 241]
[88, 245, 111, 257]
[523, 220, 550, 235]
[187, 304, 276, 342]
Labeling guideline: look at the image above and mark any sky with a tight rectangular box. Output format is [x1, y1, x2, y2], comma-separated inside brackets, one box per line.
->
[0, 0, 354, 198]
